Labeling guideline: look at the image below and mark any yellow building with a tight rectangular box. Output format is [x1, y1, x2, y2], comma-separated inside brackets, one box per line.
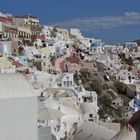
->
[57, 28, 70, 41]
[39, 47, 50, 57]
[38, 48, 54, 73]
[41, 59, 54, 73]
[0, 56, 13, 68]
[18, 25, 31, 40]
[11, 41, 19, 56]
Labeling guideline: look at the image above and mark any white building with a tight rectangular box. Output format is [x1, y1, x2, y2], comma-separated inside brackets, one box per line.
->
[77, 89, 99, 122]
[45, 39, 56, 56]
[91, 39, 103, 54]
[0, 74, 38, 140]
[73, 122, 117, 140]
[73, 122, 136, 140]
[0, 41, 12, 57]
[122, 46, 130, 59]
[80, 102, 99, 122]
[57, 28, 70, 41]
[33, 39, 42, 47]
[125, 42, 138, 48]
[41, 26, 52, 39]
[45, 39, 67, 57]
[14, 15, 39, 26]
[24, 46, 41, 60]
[115, 69, 136, 84]
[130, 46, 140, 59]
[69, 28, 83, 39]
[79, 38, 96, 52]
[54, 39, 67, 57]
[28, 69, 57, 88]
[57, 73, 75, 87]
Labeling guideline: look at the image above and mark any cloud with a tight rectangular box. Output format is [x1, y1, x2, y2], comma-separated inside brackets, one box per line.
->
[52, 12, 140, 32]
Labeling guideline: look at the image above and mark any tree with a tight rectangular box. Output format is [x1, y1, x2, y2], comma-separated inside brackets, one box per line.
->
[90, 79, 103, 95]
[114, 82, 126, 95]
[98, 94, 112, 107]
[98, 108, 106, 119]
[125, 57, 134, 66]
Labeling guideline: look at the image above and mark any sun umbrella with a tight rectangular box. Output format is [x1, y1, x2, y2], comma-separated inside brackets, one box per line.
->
[38, 108, 65, 120]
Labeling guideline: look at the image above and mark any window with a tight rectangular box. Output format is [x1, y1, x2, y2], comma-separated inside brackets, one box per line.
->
[38, 120, 45, 124]
[48, 69, 51, 73]
[89, 114, 93, 118]
[83, 97, 87, 102]
[70, 81, 72, 85]
[67, 81, 69, 87]
[89, 119, 94, 121]
[64, 81, 66, 86]
[49, 44, 53, 46]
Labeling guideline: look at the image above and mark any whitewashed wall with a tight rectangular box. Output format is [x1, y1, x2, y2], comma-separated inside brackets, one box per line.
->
[0, 97, 38, 140]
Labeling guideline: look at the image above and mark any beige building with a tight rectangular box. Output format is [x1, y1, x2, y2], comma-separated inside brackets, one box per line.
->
[11, 41, 20, 55]
[14, 15, 42, 38]
[39, 47, 50, 57]
[14, 15, 39, 26]
[0, 56, 13, 68]
[33, 59, 54, 74]
[57, 28, 70, 41]
[42, 59, 54, 74]
[0, 22, 18, 40]
[18, 25, 31, 40]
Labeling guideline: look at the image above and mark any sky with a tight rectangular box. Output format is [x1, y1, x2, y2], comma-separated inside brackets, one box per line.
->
[1, 0, 140, 44]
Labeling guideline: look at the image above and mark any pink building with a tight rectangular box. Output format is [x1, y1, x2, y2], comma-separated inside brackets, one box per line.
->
[55, 52, 81, 73]
[54, 58, 64, 73]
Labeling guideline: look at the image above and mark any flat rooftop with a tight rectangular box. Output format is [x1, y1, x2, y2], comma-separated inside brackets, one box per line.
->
[0, 74, 36, 99]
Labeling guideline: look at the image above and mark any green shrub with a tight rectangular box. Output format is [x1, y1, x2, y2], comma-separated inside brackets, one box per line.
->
[90, 79, 103, 95]
[114, 82, 126, 95]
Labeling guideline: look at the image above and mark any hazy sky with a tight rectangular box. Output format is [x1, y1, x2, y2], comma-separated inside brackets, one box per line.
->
[1, 0, 140, 44]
